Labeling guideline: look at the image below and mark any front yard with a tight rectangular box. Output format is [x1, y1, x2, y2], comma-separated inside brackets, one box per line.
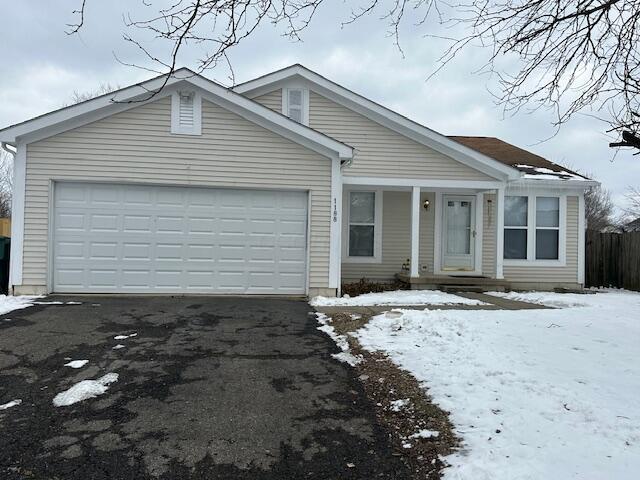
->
[317, 289, 640, 479]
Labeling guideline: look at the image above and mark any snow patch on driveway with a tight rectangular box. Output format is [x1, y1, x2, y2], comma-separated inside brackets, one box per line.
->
[0, 399, 22, 410]
[64, 360, 89, 369]
[53, 373, 119, 407]
[114, 333, 137, 340]
[310, 290, 487, 307]
[356, 290, 640, 479]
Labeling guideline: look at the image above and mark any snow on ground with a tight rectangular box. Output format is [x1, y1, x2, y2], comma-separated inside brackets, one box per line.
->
[64, 360, 89, 369]
[487, 289, 627, 309]
[316, 313, 362, 366]
[389, 398, 410, 412]
[356, 290, 640, 479]
[310, 290, 487, 307]
[0, 295, 43, 316]
[409, 429, 439, 439]
[0, 399, 22, 410]
[53, 373, 119, 407]
[114, 333, 137, 340]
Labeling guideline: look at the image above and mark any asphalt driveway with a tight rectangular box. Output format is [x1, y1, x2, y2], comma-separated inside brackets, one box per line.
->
[0, 296, 409, 479]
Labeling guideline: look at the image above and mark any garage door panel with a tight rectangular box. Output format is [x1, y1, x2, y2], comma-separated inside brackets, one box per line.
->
[122, 243, 152, 260]
[57, 213, 85, 231]
[53, 183, 308, 294]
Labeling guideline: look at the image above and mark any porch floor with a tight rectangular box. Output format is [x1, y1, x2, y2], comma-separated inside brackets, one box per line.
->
[396, 272, 511, 292]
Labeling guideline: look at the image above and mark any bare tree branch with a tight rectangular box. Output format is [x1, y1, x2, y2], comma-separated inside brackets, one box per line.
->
[66, 0, 640, 149]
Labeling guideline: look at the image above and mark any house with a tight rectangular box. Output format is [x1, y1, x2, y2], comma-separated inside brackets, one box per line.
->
[0, 65, 597, 297]
[623, 218, 640, 232]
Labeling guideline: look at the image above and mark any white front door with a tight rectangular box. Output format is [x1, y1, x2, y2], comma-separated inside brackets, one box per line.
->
[442, 195, 476, 271]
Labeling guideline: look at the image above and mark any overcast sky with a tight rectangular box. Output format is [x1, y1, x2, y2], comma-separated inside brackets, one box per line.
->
[2, 1, 638, 212]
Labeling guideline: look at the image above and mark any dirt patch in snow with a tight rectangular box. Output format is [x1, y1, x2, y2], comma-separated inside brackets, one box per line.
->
[327, 311, 460, 480]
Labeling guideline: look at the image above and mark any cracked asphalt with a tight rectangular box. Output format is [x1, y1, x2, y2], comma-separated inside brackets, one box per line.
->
[0, 296, 409, 479]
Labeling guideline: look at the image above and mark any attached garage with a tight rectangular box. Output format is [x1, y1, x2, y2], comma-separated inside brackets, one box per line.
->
[52, 183, 309, 294]
[1, 70, 352, 297]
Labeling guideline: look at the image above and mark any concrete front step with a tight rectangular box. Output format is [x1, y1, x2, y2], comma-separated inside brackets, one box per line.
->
[396, 273, 510, 293]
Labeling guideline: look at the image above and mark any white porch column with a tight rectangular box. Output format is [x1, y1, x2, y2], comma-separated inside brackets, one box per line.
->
[410, 186, 421, 278]
[328, 157, 342, 292]
[495, 187, 505, 279]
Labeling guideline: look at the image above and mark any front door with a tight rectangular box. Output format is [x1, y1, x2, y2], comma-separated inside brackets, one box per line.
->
[442, 195, 476, 271]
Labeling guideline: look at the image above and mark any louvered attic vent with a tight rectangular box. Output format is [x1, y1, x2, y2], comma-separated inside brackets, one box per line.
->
[171, 90, 201, 135]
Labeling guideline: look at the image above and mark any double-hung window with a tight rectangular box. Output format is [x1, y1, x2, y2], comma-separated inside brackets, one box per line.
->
[535, 197, 560, 259]
[347, 191, 380, 260]
[504, 196, 528, 259]
[504, 194, 563, 262]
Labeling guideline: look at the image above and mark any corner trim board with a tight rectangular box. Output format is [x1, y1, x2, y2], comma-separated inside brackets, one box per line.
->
[577, 191, 586, 285]
[9, 142, 26, 288]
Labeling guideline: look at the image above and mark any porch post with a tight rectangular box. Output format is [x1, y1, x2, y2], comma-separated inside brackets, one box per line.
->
[328, 157, 342, 292]
[495, 187, 505, 279]
[410, 186, 421, 278]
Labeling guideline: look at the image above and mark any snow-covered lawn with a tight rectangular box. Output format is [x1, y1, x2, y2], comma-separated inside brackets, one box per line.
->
[356, 290, 640, 479]
[311, 289, 487, 307]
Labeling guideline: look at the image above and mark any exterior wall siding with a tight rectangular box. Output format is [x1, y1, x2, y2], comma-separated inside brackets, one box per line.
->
[253, 90, 282, 112]
[482, 194, 497, 278]
[22, 96, 332, 292]
[253, 88, 496, 181]
[341, 191, 435, 282]
[308, 92, 493, 181]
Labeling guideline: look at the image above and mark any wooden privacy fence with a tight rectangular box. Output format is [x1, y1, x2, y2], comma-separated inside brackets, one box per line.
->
[585, 231, 640, 291]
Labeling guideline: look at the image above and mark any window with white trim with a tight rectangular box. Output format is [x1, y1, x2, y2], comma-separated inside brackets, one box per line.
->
[285, 88, 306, 124]
[504, 195, 562, 261]
[348, 191, 376, 257]
[171, 90, 201, 135]
[504, 196, 528, 259]
[535, 197, 560, 259]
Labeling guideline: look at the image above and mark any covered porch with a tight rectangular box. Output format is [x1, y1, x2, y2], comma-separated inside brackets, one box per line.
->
[340, 177, 507, 289]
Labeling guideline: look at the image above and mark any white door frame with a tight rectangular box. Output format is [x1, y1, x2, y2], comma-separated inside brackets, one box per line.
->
[434, 192, 483, 276]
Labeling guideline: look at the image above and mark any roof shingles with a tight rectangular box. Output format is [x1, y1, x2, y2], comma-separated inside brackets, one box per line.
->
[449, 136, 588, 179]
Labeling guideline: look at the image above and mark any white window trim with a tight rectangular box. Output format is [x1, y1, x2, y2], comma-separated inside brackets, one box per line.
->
[281, 86, 309, 126]
[171, 90, 202, 135]
[342, 189, 383, 264]
[503, 193, 567, 267]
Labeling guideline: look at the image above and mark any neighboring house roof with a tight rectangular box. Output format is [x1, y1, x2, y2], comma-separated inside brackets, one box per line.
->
[234, 64, 521, 181]
[0, 67, 354, 161]
[625, 217, 640, 232]
[449, 136, 589, 180]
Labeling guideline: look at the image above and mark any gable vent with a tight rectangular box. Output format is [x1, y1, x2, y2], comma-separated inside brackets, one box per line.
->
[171, 90, 201, 135]
[179, 92, 195, 127]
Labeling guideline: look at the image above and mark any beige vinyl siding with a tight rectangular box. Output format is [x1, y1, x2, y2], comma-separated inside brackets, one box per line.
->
[482, 194, 496, 277]
[308, 92, 492, 180]
[503, 196, 579, 284]
[253, 89, 282, 112]
[23, 96, 332, 290]
[341, 191, 435, 282]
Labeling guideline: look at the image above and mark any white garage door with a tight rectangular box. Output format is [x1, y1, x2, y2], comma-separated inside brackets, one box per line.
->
[52, 183, 308, 294]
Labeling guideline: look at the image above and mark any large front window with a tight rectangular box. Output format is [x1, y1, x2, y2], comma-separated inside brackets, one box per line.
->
[504, 195, 562, 261]
[348, 191, 376, 257]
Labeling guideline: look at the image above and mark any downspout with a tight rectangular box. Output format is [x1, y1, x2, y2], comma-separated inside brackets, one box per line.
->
[1, 142, 16, 157]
